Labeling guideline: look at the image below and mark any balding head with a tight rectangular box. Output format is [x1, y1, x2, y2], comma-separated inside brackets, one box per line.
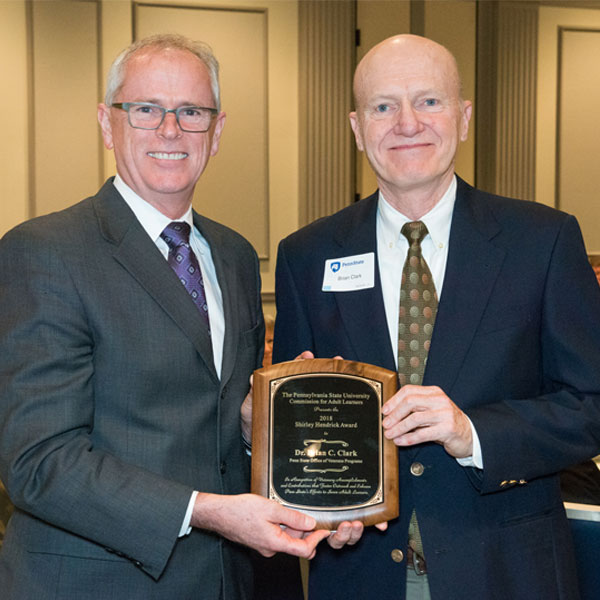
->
[353, 35, 462, 110]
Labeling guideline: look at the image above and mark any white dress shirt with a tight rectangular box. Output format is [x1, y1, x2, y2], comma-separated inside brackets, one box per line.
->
[113, 174, 225, 535]
[375, 176, 482, 469]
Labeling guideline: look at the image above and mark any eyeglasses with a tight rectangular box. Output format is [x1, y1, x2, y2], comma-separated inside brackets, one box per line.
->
[111, 102, 218, 132]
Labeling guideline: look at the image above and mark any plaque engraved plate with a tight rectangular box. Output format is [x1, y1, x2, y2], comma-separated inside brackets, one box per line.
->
[252, 359, 399, 530]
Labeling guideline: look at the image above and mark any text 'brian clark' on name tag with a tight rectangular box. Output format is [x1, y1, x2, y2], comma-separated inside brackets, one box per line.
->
[322, 252, 375, 292]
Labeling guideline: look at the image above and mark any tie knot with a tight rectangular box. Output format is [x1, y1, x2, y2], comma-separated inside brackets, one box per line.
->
[401, 221, 428, 246]
[161, 221, 191, 249]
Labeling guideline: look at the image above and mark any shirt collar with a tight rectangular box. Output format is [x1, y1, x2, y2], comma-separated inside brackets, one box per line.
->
[377, 176, 457, 249]
[113, 174, 194, 244]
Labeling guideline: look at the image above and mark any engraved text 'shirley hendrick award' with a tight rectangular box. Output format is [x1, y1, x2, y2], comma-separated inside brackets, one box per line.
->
[251, 359, 399, 530]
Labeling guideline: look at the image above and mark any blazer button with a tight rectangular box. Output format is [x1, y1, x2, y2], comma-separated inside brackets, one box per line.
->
[220, 461, 227, 474]
[391, 548, 404, 563]
[410, 462, 424, 476]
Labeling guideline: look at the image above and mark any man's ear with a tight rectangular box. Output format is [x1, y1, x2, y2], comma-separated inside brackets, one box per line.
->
[98, 104, 114, 150]
[459, 101, 473, 143]
[349, 111, 365, 152]
[209, 111, 226, 157]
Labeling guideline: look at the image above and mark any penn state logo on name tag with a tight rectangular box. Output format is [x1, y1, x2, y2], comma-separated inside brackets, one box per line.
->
[322, 252, 375, 292]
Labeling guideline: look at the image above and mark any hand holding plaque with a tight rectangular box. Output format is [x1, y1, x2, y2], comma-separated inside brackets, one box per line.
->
[251, 358, 399, 530]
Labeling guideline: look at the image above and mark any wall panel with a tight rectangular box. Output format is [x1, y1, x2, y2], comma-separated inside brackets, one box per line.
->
[558, 28, 600, 253]
[537, 5, 600, 254]
[32, 0, 100, 217]
[299, 0, 355, 224]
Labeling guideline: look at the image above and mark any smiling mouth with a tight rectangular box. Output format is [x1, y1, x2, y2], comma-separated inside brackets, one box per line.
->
[391, 142, 431, 150]
[148, 152, 188, 160]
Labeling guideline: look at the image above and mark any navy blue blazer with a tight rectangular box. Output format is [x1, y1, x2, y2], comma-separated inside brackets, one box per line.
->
[273, 177, 600, 600]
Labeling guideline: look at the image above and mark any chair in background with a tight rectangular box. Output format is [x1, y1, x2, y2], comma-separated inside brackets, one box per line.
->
[0, 479, 13, 547]
[565, 502, 600, 600]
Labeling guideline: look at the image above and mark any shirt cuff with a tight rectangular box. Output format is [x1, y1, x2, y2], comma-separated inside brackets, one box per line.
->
[179, 491, 198, 537]
[242, 434, 252, 456]
[455, 417, 483, 470]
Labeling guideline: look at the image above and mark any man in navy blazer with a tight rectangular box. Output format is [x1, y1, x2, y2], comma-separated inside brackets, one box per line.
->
[273, 35, 600, 599]
[0, 34, 327, 599]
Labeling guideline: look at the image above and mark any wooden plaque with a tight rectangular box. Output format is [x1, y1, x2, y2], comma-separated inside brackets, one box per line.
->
[251, 358, 399, 530]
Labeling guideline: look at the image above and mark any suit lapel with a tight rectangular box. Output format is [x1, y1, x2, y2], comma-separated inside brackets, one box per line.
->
[331, 194, 397, 371]
[424, 178, 505, 395]
[93, 181, 219, 383]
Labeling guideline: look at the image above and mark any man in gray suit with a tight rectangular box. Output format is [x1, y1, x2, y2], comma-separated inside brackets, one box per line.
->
[0, 34, 327, 599]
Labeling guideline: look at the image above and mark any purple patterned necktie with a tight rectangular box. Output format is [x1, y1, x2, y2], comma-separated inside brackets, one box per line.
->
[160, 221, 210, 330]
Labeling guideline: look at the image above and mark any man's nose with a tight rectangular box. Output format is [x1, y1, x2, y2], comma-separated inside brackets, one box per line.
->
[393, 104, 423, 136]
[157, 111, 182, 138]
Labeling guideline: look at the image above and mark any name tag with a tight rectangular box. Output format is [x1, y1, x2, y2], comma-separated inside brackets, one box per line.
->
[322, 252, 375, 292]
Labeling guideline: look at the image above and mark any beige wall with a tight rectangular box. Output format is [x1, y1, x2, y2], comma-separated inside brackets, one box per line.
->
[31, 0, 101, 217]
[0, 0, 103, 235]
[0, 0, 29, 236]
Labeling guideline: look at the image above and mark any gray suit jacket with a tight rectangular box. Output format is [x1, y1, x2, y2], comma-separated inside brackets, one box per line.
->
[0, 179, 264, 599]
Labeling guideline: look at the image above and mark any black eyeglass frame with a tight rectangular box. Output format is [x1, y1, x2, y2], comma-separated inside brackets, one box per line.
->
[111, 102, 218, 133]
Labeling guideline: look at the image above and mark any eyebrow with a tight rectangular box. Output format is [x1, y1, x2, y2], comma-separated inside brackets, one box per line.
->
[133, 99, 204, 107]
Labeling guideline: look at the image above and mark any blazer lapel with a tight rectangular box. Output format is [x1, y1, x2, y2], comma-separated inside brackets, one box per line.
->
[423, 178, 505, 395]
[332, 194, 396, 372]
[93, 181, 219, 383]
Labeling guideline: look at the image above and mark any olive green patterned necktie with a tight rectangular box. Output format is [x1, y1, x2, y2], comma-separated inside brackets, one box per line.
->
[398, 221, 438, 388]
[398, 221, 438, 561]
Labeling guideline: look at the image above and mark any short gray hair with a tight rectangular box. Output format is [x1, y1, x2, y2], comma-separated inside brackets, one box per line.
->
[104, 33, 221, 111]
